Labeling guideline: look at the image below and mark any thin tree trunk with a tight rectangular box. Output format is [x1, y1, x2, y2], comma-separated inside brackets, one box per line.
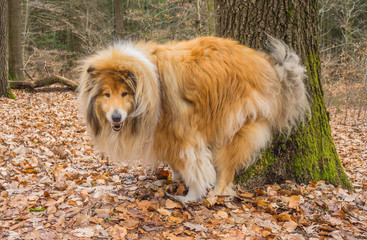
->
[0, 0, 10, 97]
[215, 0, 351, 189]
[207, 0, 218, 35]
[114, 0, 124, 39]
[8, 0, 24, 80]
[196, 0, 202, 35]
[22, 0, 29, 56]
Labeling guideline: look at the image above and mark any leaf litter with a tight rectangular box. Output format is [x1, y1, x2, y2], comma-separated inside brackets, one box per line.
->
[0, 89, 366, 239]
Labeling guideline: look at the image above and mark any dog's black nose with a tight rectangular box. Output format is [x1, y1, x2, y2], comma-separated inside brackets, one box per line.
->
[111, 111, 122, 122]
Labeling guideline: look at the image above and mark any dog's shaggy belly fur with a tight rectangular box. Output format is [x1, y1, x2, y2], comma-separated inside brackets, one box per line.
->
[78, 36, 309, 201]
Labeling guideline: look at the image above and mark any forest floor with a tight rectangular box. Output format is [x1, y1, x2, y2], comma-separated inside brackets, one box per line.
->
[0, 88, 366, 240]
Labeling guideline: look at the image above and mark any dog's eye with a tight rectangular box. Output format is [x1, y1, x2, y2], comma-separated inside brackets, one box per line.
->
[121, 92, 128, 97]
[105, 93, 110, 98]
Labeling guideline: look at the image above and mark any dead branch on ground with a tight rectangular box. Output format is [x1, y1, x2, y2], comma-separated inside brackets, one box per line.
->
[10, 69, 78, 90]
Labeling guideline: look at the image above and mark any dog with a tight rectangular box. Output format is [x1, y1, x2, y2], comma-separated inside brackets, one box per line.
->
[78, 36, 309, 202]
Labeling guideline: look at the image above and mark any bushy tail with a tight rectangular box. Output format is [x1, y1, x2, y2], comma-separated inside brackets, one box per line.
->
[265, 35, 310, 135]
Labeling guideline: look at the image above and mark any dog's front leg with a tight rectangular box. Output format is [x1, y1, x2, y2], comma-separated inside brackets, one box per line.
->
[174, 140, 216, 202]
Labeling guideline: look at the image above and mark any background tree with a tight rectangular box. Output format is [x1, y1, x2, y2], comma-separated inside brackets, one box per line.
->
[8, 0, 24, 80]
[207, 0, 217, 35]
[319, 0, 367, 120]
[114, 0, 124, 39]
[0, 0, 11, 97]
[21, 0, 115, 79]
[214, 0, 351, 189]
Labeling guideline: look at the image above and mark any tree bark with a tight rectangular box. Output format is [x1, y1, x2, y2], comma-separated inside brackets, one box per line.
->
[0, 0, 10, 97]
[215, 0, 351, 189]
[114, 0, 124, 39]
[8, 0, 24, 80]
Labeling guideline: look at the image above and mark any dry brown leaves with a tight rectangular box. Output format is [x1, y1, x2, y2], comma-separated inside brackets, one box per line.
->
[0, 89, 366, 239]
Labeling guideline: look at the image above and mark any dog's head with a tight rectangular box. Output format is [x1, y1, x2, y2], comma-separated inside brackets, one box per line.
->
[85, 67, 137, 133]
[78, 43, 161, 139]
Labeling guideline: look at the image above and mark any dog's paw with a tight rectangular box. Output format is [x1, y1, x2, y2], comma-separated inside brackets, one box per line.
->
[214, 182, 236, 197]
[174, 189, 204, 202]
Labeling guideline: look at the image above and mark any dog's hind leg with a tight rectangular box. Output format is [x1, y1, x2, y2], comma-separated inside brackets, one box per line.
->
[213, 120, 272, 196]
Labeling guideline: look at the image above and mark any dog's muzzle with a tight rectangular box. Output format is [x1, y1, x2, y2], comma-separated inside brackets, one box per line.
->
[111, 110, 124, 132]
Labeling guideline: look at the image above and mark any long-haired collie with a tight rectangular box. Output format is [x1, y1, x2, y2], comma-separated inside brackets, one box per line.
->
[78, 36, 309, 201]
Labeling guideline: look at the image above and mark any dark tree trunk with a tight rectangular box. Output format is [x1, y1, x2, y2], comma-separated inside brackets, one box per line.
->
[0, 0, 10, 97]
[114, 0, 124, 39]
[8, 0, 24, 80]
[215, 0, 351, 189]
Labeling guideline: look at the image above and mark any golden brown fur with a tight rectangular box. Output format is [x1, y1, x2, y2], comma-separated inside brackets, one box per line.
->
[78, 36, 309, 201]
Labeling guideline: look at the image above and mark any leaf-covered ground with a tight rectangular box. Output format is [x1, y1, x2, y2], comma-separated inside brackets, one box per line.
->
[0, 89, 366, 240]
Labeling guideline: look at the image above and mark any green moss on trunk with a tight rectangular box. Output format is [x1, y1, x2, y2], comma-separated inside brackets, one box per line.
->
[235, 149, 277, 184]
[6, 88, 16, 99]
[290, 53, 351, 188]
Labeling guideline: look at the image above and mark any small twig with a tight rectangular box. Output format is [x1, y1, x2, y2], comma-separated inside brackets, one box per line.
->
[44, 62, 51, 76]
[164, 191, 195, 217]
[21, 68, 34, 81]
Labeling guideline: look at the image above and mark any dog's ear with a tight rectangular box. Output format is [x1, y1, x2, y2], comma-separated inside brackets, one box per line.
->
[87, 94, 101, 136]
[83, 66, 98, 93]
[87, 66, 100, 78]
[87, 66, 98, 78]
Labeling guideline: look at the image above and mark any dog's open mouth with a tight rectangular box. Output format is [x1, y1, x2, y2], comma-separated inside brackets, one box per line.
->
[112, 122, 123, 132]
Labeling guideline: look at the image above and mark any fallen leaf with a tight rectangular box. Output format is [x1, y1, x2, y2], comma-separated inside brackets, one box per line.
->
[284, 233, 305, 240]
[123, 219, 139, 229]
[214, 210, 228, 219]
[332, 209, 347, 220]
[158, 208, 172, 216]
[283, 220, 298, 232]
[204, 191, 218, 208]
[237, 191, 255, 199]
[183, 222, 207, 232]
[288, 195, 301, 209]
[165, 199, 182, 209]
[168, 216, 183, 224]
[73, 212, 90, 227]
[71, 228, 95, 238]
[109, 225, 127, 239]
[89, 216, 104, 225]
[176, 184, 186, 196]
[156, 169, 172, 180]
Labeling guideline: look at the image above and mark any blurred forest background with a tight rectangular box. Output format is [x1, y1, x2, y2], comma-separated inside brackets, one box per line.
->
[9, 0, 367, 119]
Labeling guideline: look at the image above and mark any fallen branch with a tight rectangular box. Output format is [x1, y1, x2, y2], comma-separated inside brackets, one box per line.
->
[10, 75, 78, 90]
[164, 191, 195, 217]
